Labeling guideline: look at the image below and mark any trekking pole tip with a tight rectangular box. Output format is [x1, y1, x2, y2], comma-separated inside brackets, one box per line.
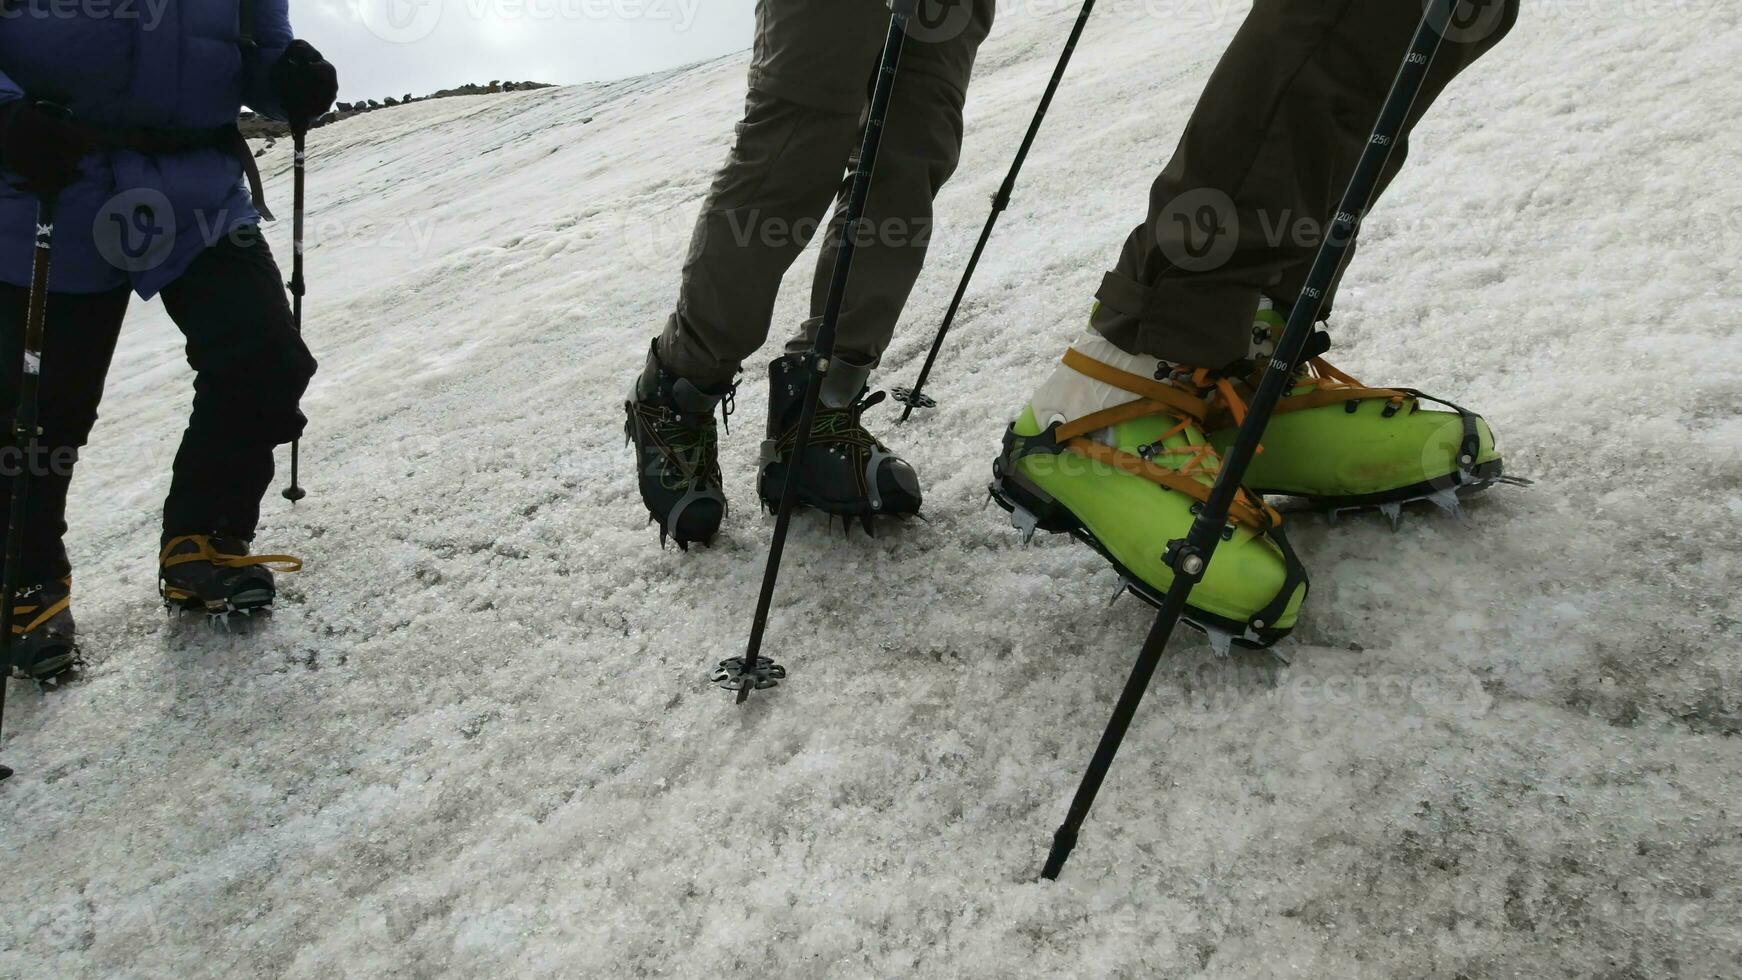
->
[891, 387, 936, 422]
[1040, 826, 1079, 881]
[282, 486, 307, 503]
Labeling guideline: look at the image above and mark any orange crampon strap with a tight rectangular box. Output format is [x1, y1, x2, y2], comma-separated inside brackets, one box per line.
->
[1049, 349, 1282, 533]
[9, 578, 72, 636]
[1271, 358, 1413, 416]
[159, 536, 304, 574]
[1202, 356, 1415, 428]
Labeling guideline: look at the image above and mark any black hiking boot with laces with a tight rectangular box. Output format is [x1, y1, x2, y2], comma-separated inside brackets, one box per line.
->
[6, 576, 78, 682]
[625, 344, 736, 550]
[758, 353, 922, 535]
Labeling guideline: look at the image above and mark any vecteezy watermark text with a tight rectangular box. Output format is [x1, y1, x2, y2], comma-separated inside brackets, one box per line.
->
[0, 443, 77, 480]
[0, 0, 171, 29]
[354, 0, 701, 44]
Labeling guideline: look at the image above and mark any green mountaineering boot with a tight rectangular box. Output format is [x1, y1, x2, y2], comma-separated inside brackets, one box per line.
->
[1207, 302, 1514, 526]
[991, 331, 1309, 652]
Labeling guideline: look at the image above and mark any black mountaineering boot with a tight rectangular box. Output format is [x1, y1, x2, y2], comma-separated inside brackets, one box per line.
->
[758, 353, 922, 533]
[160, 535, 302, 618]
[625, 343, 735, 550]
[8, 577, 78, 681]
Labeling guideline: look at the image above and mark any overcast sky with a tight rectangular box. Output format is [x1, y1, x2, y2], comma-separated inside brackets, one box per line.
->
[296, 0, 759, 101]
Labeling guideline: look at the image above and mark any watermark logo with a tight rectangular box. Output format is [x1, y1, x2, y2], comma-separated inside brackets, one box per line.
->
[1428, 0, 1511, 44]
[1156, 187, 1239, 273]
[906, 0, 976, 43]
[357, 0, 444, 44]
[93, 188, 175, 273]
[618, 203, 703, 274]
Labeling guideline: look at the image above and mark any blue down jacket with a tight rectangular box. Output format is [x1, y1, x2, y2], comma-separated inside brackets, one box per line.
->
[0, 0, 294, 296]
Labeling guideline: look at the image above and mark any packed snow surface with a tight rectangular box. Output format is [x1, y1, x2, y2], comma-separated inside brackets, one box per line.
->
[4, 2, 1740, 977]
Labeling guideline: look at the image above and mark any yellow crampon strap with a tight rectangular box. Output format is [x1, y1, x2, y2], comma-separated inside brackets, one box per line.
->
[10, 579, 72, 636]
[159, 536, 304, 575]
[1051, 349, 1282, 533]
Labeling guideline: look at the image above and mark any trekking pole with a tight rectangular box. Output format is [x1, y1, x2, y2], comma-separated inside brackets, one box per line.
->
[1038, 0, 1458, 880]
[1, 191, 60, 783]
[714, 0, 919, 704]
[281, 124, 308, 503]
[894, 0, 1098, 421]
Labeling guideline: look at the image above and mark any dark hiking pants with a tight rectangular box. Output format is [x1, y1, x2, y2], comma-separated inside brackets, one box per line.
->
[656, 0, 997, 386]
[0, 230, 316, 584]
[1092, 0, 1521, 368]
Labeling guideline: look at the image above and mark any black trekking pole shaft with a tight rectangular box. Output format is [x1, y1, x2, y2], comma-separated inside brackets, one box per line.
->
[1039, 2, 1455, 881]
[737, 1, 916, 704]
[1, 197, 58, 783]
[899, 0, 1097, 421]
[282, 127, 308, 503]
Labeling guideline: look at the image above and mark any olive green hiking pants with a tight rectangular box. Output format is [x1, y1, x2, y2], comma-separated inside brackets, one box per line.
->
[1092, 0, 1521, 368]
[657, 0, 996, 386]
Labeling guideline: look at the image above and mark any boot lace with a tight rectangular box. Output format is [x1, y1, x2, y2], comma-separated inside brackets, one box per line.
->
[638, 385, 735, 491]
[1043, 349, 1281, 531]
[785, 389, 890, 455]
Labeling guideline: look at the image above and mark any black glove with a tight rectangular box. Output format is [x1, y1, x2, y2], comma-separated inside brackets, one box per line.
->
[271, 40, 339, 130]
[0, 102, 90, 197]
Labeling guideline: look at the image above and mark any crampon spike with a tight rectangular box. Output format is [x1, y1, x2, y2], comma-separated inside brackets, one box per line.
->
[1428, 487, 1467, 522]
[1378, 501, 1404, 531]
[1108, 578, 1132, 608]
[0, 650, 82, 693]
[1011, 504, 1040, 547]
[1203, 628, 1235, 659]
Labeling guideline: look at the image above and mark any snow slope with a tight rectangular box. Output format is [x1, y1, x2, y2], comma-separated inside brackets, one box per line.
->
[4, 2, 1740, 976]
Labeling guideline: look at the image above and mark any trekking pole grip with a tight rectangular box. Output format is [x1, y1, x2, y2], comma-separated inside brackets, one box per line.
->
[282, 127, 309, 503]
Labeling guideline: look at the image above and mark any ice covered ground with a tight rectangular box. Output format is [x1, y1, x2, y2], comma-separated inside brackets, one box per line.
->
[3, 1, 1740, 976]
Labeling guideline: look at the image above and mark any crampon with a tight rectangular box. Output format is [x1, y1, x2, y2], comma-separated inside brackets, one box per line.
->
[159, 535, 302, 628]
